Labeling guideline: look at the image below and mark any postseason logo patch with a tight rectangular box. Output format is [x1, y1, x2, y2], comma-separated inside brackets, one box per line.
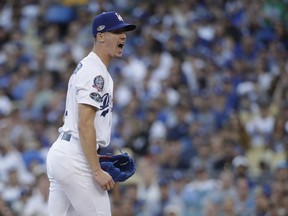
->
[97, 25, 105, 31]
[93, 75, 104, 92]
[89, 92, 102, 102]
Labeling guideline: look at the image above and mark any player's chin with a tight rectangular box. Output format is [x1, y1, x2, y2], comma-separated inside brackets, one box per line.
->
[114, 51, 123, 58]
[115, 46, 124, 57]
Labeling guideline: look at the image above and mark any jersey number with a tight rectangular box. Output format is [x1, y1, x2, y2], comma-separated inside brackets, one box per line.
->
[73, 62, 83, 74]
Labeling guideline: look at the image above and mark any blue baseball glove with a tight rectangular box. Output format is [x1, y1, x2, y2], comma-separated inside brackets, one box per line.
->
[99, 152, 136, 182]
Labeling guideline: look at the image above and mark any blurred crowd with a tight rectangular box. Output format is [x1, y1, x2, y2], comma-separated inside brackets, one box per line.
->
[0, 0, 288, 215]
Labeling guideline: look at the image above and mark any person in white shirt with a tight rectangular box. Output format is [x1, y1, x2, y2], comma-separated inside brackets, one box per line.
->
[23, 172, 49, 216]
[46, 11, 136, 216]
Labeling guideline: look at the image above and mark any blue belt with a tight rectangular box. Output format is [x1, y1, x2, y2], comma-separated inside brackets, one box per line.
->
[61, 132, 72, 142]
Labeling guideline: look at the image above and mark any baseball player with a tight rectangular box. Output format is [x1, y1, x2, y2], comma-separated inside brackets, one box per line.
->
[46, 11, 136, 216]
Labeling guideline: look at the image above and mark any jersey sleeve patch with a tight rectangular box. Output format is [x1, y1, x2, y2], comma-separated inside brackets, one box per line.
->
[93, 75, 104, 92]
[89, 92, 103, 102]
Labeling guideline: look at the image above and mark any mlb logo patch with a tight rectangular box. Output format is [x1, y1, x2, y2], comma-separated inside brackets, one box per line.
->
[89, 92, 102, 102]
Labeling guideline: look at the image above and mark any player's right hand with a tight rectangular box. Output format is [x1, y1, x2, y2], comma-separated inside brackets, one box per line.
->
[93, 169, 115, 190]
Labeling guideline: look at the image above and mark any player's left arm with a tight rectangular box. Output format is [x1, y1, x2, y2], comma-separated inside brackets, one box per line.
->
[78, 103, 115, 190]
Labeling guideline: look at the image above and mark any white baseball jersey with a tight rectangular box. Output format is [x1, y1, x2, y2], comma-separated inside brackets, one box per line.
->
[59, 52, 114, 147]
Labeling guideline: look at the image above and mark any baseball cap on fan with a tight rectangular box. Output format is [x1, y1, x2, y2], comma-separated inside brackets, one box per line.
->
[92, 11, 136, 37]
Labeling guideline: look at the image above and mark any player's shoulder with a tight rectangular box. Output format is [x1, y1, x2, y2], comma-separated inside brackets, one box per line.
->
[79, 53, 105, 75]
[74, 54, 103, 77]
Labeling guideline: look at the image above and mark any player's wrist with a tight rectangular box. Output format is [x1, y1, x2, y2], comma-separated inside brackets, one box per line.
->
[93, 168, 102, 176]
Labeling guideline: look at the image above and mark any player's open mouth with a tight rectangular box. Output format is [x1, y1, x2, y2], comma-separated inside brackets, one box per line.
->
[118, 43, 124, 49]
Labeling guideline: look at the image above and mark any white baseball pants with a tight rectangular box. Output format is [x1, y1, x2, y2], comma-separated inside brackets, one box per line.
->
[46, 134, 111, 216]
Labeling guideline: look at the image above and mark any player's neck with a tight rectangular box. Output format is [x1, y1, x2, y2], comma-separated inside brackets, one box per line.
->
[93, 49, 111, 68]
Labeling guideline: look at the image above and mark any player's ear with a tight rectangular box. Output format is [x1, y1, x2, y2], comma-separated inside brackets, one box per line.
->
[96, 32, 105, 42]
